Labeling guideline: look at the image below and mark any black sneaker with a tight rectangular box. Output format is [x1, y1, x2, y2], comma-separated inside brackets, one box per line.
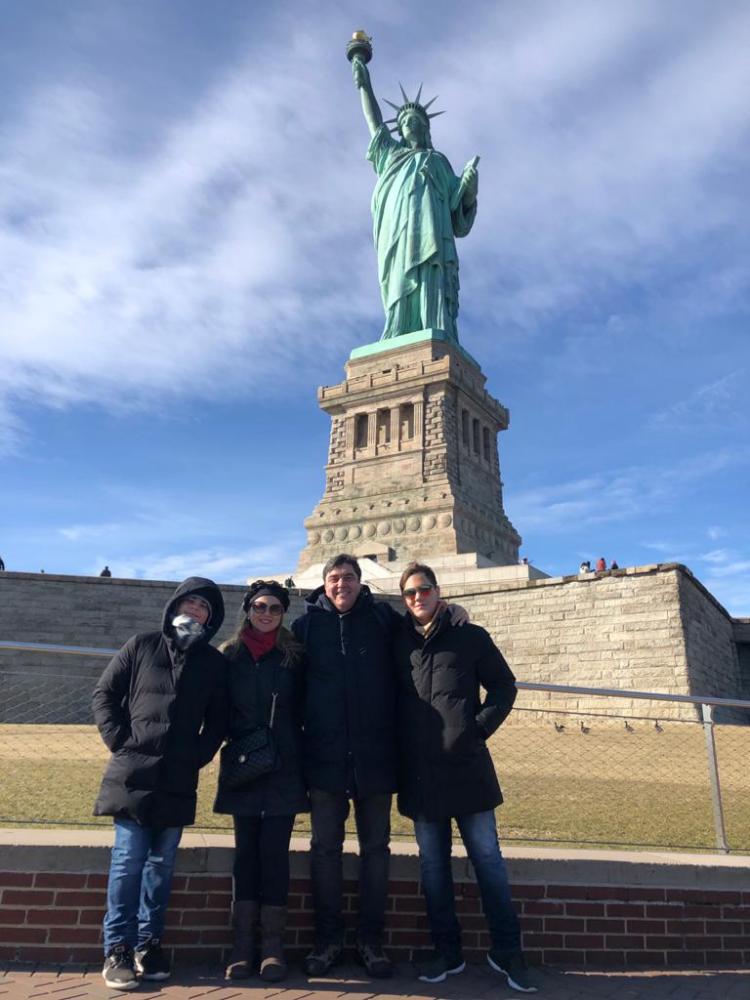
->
[134, 938, 171, 981]
[102, 944, 139, 991]
[417, 951, 466, 984]
[355, 942, 393, 978]
[488, 948, 538, 993]
[303, 941, 344, 977]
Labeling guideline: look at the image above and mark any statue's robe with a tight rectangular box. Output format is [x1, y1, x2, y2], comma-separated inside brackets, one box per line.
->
[367, 124, 476, 341]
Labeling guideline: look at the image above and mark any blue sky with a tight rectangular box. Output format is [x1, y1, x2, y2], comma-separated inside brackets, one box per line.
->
[1, 1, 748, 614]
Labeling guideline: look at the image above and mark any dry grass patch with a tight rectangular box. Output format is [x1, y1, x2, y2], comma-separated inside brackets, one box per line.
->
[1, 722, 748, 852]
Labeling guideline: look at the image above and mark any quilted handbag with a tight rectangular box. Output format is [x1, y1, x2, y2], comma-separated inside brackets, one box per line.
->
[219, 717, 280, 789]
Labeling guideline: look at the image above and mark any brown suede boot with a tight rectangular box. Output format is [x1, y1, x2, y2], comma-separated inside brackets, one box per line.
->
[225, 900, 259, 980]
[259, 905, 288, 982]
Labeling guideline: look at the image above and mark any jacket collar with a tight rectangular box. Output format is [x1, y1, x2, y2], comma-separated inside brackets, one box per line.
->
[406, 605, 449, 644]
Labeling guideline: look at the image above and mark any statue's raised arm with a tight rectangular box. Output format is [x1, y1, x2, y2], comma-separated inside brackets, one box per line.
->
[346, 31, 479, 344]
[352, 55, 383, 137]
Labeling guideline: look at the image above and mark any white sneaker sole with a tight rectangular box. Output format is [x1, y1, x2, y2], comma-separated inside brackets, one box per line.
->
[487, 953, 538, 993]
[418, 960, 466, 983]
[101, 972, 139, 991]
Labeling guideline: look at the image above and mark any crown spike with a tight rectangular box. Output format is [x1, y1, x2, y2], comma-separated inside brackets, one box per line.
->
[427, 110, 446, 119]
[423, 95, 439, 110]
[383, 98, 401, 111]
[399, 82, 410, 103]
[415, 82, 423, 103]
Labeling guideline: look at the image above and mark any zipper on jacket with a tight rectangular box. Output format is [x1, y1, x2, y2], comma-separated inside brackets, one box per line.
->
[339, 614, 357, 794]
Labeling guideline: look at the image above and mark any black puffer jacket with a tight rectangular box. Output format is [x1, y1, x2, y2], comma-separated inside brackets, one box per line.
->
[394, 611, 517, 821]
[292, 585, 402, 797]
[92, 577, 228, 828]
[213, 633, 308, 817]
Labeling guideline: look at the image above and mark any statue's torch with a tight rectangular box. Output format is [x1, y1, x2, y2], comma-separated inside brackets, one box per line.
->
[346, 29, 373, 66]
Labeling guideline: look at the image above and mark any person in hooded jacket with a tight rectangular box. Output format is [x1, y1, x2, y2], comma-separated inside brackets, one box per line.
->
[214, 581, 308, 983]
[92, 577, 228, 991]
[393, 562, 536, 994]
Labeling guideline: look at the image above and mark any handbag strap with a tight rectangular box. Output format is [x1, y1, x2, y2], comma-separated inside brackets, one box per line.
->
[252, 652, 280, 730]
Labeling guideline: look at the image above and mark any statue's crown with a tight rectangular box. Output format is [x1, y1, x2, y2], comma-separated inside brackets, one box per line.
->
[383, 84, 444, 134]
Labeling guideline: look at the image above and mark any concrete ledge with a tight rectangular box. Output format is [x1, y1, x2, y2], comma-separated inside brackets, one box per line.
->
[2, 829, 748, 890]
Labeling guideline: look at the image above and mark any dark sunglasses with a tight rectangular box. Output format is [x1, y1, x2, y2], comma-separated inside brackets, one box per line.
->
[402, 584, 435, 599]
[250, 601, 284, 616]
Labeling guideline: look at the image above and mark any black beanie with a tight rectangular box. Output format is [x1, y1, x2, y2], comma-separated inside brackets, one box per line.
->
[242, 579, 290, 614]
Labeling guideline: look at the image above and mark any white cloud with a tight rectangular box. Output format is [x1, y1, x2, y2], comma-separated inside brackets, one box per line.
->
[111, 541, 299, 585]
[649, 372, 747, 432]
[509, 447, 746, 532]
[0, 0, 748, 479]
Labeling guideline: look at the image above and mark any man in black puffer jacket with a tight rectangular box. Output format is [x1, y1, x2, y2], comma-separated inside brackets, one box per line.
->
[92, 577, 228, 990]
[292, 554, 402, 979]
[394, 562, 537, 995]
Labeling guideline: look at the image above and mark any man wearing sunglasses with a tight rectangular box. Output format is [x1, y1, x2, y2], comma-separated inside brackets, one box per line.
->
[394, 562, 536, 993]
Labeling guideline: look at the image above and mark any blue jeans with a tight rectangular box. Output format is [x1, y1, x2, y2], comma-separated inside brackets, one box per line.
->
[103, 818, 183, 954]
[414, 810, 520, 954]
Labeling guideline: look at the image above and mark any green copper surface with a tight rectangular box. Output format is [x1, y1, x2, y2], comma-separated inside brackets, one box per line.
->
[350, 39, 479, 345]
[349, 328, 479, 368]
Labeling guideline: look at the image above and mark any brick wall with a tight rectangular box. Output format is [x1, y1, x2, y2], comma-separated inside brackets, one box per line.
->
[1, 836, 748, 968]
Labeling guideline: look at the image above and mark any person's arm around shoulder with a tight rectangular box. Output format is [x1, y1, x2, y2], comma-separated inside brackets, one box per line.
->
[92, 636, 137, 752]
[197, 649, 230, 768]
[472, 626, 517, 738]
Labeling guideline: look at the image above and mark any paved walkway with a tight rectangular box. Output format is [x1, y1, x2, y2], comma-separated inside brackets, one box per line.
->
[1, 962, 749, 1000]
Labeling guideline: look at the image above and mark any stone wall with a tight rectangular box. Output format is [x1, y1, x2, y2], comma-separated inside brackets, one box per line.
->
[0, 564, 746, 725]
[437, 564, 746, 723]
[0, 573, 305, 723]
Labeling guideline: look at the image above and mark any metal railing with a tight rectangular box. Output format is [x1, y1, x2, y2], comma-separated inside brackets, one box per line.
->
[1, 640, 749, 853]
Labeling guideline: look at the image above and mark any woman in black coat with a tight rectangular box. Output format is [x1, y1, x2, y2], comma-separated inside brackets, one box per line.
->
[214, 581, 307, 983]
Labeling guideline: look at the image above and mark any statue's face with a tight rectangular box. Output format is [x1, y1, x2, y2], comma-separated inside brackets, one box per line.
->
[400, 110, 428, 148]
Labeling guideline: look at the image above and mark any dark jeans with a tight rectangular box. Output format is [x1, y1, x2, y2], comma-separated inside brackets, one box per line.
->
[103, 818, 183, 954]
[309, 789, 391, 946]
[414, 810, 521, 954]
[233, 814, 296, 906]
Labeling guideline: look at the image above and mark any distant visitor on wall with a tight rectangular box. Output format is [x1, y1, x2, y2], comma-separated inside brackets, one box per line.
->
[595, 556, 606, 572]
[100, 565, 112, 577]
[349, 33, 479, 343]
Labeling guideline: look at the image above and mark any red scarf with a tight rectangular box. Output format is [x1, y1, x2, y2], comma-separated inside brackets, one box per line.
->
[241, 626, 278, 661]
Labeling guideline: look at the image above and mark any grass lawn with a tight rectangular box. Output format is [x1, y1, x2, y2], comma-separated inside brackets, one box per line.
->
[1, 721, 748, 853]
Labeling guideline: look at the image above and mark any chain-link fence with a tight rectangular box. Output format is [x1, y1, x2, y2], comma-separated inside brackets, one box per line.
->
[1, 644, 748, 851]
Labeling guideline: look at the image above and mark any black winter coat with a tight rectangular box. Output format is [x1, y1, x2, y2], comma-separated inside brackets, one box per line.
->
[213, 634, 309, 817]
[394, 611, 517, 821]
[92, 577, 228, 828]
[292, 585, 402, 797]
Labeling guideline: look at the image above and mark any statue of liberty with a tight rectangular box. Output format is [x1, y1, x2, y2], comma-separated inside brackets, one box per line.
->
[348, 32, 479, 343]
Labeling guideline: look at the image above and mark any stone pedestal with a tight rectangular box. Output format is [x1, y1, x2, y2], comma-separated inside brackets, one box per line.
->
[297, 332, 521, 573]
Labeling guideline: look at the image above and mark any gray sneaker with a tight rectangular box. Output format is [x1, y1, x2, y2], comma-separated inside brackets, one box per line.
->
[488, 948, 538, 993]
[102, 944, 139, 991]
[134, 938, 171, 981]
[355, 941, 393, 978]
[303, 941, 344, 977]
